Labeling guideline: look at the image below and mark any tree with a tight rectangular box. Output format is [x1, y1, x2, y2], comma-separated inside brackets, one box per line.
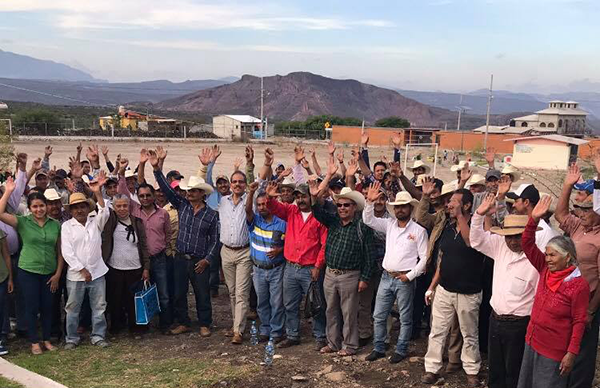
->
[374, 116, 410, 128]
[0, 122, 14, 171]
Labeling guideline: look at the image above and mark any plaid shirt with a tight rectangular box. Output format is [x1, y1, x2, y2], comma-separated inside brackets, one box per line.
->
[154, 170, 219, 262]
[312, 202, 376, 282]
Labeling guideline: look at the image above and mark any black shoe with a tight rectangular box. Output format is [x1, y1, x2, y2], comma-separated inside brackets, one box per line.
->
[365, 351, 386, 362]
[389, 352, 406, 364]
[359, 337, 372, 347]
[211, 288, 219, 297]
[273, 336, 285, 344]
[277, 338, 300, 348]
[315, 339, 328, 351]
[259, 334, 269, 343]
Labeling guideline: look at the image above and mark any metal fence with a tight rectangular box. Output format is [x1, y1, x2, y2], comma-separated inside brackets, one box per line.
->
[274, 128, 325, 140]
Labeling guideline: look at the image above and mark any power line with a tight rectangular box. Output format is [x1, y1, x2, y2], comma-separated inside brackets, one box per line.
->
[0, 81, 117, 108]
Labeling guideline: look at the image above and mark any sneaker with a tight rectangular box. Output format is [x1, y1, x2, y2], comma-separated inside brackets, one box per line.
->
[277, 338, 300, 348]
[95, 340, 110, 348]
[64, 343, 77, 350]
[421, 372, 439, 384]
[0, 343, 8, 356]
[365, 351, 386, 362]
[389, 352, 406, 364]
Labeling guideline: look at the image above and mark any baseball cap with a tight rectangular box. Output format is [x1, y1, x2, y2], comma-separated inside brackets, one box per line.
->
[166, 170, 184, 180]
[35, 169, 48, 178]
[506, 184, 540, 205]
[485, 169, 501, 181]
[328, 177, 345, 189]
[215, 175, 229, 183]
[293, 183, 309, 195]
[170, 180, 181, 189]
[55, 169, 68, 179]
[574, 179, 594, 194]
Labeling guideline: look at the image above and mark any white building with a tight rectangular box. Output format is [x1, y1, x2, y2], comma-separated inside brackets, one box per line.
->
[0, 102, 7, 110]
[212, 115, 261, 139]
[506, 134, 588, 170]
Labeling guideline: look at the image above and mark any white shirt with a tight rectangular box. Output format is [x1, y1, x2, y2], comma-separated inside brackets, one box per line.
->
[537, 218, 559, 251]
[109, 222, 142, 270]
[470, 213, 538, 316]
[61, 205, 111, 282]
[219, 193, 249, 247]
[362, 202, 429, 281]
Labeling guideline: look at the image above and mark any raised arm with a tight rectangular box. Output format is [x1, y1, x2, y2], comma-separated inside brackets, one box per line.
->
[391, 161, 421, 200]
[197, 147, 213, 183]
[523, 197, 552, 273]
[26, 157, 42, 185]
[310, 148, 322, 177]
[415, 177, 438, 230]
[245, 145, 255, 184]
[362, 182, 389, 233]
[9, 153, 28, 211]
[100, 146, 114, 173]
[0, 178, 18, 228]
[345, 158, 358, 191]
[156, 146, 167, 172]
[336, 149, 346, 177]
[245, 182, 258, 224]
[259, 148, 274, 181]
[556, 163, 580, 224]
[470, 194, 503, 258]
[138, 149, 148, 185]
[265, 183, 293, 221]
[42, 146, 52, 171]
[149, 150, 183, 209]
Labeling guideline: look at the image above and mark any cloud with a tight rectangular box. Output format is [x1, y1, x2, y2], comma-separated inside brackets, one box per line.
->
[1, 0, 393, 31]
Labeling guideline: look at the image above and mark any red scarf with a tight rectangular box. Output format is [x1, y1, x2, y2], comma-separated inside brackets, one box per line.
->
[546, 266, 576, 292]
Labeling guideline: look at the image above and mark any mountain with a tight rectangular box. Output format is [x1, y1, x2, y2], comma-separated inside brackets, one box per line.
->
[157, 72, 448, 125]
[0, 49, 98, 82]
[0, 78, 231, 106]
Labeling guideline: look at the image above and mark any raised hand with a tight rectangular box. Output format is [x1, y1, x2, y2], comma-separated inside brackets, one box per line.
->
[300, 157, 310, 170]
[327, 141, 336, 156]
[148, 150, 159, 168]
[497, 176, 512, 197]
[421, 176, 435, 196]
[264, 148, 274, 166]
[389, 161, 403, 178]
[139, 148, 149, 164]
[460, 166, 472, 183]
[101, 145, 109, 156]
[392, 132, 402, 148]
[65, 179, 75, 193]
[308, 179, 321, 197]
[16, 153, 27, 170]
[346, 158, 359, 176]
[31, 158, 42, 171]
[361, 133, 369, 147]
[86, 145, 99, 163]
[248, 181, 259, 193]
[485, 147, 496, 166]
[198, 147, 212, 166]
[326, 157, 338, 177]
[366, 182, 383, 203]
[156, 146, 167, 161]
[76, 142, 83, 154]
[47, 166, 57, 181]
[565, 163, 581, 187]
[245, 145, 254, 163]
[265, 181, 279, 198]
[70, 160, 83, 179]
[532, 195, 552, 221]
[3, 177, 15, 193]
[119, 157, 129, 174]
[336, 149, 344, 164]
[280, 167, 293, 178]
[44, 146, 53, 158]
[233, 157, 243, 172]
[476, 192, 497, 216]
[89, 170, 107, 192]
[294, 145, 305, 163]
[211, 145, 221, 162]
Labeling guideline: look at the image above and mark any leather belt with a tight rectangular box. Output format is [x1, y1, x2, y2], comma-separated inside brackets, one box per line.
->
[287, 261, 314, 269]
[492, 310, 529, 322]
[385, 269, 410, 277]
[327, 268, 358, 275]
[223, 244, 249, 251]
[253, 260, 284, 270]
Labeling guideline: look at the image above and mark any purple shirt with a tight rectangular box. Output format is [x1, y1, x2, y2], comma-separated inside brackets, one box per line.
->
[118, 177, 171, 256]
[1, 169, 28, 255]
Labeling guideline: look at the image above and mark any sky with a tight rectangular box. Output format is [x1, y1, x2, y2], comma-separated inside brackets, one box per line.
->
[0, 0, 599, 93]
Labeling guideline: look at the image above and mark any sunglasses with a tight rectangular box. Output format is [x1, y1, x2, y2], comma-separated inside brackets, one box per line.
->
[336, 203, 354, 208]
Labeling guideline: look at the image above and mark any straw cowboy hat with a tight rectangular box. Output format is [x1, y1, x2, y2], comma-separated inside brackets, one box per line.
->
[440, 182, 457, 197]
[411, 160, 431, 174]
[179, 176, 214, 194]
[450, 160, 470, 172]
[333, 187, 365, 211]
[386, 191, 419, 215]
[466, 174, 486, 188]
[490, 214, 541, 236]
[281, 176, 296, 188]
[66, 192, 96, 210]
[501, 164, 521, 182]
[415, 174, 432, 187]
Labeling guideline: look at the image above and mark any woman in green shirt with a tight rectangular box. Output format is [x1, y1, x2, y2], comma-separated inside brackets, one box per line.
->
[0, 177, 64, 355]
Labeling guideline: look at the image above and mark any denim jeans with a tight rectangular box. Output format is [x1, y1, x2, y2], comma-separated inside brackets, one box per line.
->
[373, 271, 416, 355]
[209, 244, 222, 291]
[173, 254, 211, 327]
[65, 276, 107, 345]
[150, 251, 172, 331]
[253, 265, 284, 338]
[3, 253, 26, 335]
[0, 278, 7, 341]
[19, 268, 53, 344]
[282, 264, 326, 341]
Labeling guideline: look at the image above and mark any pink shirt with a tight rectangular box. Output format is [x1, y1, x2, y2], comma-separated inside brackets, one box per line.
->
[560, 214, 600, 294]
[470, 213, 539, 316]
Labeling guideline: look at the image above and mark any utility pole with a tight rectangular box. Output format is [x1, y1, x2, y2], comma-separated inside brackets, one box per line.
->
[260, 77, 264, 139]
[484, 74, 494, 151]
[457, 95, 465, 152]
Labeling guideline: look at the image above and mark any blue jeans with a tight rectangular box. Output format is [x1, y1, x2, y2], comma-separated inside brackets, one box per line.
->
[253, 265, 284, 338]
[210, 243, 222, 291]
[283, 264, 326, 341]
[18, 268, 53, 344]
[173, 254, 211, 327]
[65, 277, 107, 345]
[373, 271, 416, 355]
[0, 278, 7, 341]
[150, 252, 172, 331]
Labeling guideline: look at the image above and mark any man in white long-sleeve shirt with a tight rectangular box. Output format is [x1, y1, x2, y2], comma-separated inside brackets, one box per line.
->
[363, 185, 429, 364]
[61, 175, 111, 349]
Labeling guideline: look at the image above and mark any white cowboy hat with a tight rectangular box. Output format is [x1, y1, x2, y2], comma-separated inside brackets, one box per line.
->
[440, 182, 457, 197]
[333, 187, 365, 211]
[179, 176, 214, 194]
[411, 160, 431, 174]
[124, 169, 137, 179]
[466, 173, 486, 188]
[281, 176, 296, 188]
[415, 174, 432, 187]
[450, 160, 470, 172]
[501, 164, 521, 182]
[44, 188, 61, 202]
[386, 191, 418, 215]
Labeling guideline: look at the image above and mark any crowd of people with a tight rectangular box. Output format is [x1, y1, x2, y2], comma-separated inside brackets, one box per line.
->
[0, 135, 598, 388]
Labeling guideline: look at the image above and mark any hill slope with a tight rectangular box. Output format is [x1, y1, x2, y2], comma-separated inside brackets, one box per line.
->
[157, 72, 447, 125]
[0, 49, 98, 82]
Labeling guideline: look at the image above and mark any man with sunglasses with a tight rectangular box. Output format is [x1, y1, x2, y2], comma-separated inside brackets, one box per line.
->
[118, 155, 172, 335]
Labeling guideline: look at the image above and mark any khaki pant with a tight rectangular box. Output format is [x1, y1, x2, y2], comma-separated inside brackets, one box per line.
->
[221, 246, 252, 334]
[424, 285, 482, 375]
[358, 272, 380, 340]
[323, 268, 360, 351]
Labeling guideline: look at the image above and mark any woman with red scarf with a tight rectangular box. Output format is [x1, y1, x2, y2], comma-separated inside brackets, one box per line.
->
[517, 196, 590, 388]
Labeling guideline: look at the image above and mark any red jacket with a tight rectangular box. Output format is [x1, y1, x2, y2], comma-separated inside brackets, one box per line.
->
[523, 217, 590, 362]
[266, 198, 327, 269]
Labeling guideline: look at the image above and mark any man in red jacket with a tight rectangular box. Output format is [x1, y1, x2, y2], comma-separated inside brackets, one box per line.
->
[265, 183, 328, 350]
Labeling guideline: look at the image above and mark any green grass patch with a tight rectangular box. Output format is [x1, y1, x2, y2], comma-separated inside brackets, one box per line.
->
[7, 342, 254, 388]
[0, 375, 25, 388]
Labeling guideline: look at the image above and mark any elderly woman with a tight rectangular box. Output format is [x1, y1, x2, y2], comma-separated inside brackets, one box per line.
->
[518, 196, 590, 388]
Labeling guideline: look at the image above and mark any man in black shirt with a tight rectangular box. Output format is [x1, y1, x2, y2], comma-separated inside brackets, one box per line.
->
[422, 189, 483, 388]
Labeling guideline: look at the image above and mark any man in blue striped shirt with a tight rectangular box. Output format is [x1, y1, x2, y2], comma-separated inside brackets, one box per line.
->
[245, 182, 286, 342]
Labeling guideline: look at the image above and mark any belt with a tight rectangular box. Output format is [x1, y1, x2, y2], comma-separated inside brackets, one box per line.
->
[223, 244, 249, 251]
[253, 260, 284, 270]
[492, 310, 529, 322]
[327, 268, 358, 275]
[177, 252, 200, 261]
[287, 261, 314, 269]
[385, 269, 410, 277]
[150, 250, 166, 259]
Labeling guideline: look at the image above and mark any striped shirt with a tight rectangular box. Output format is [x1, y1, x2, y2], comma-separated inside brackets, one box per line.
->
[219, 193, 250, 247]
[154, 170, 219, 262]
[248, 214, 286, 266]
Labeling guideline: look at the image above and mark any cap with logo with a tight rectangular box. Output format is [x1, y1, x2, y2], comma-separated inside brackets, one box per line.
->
[506, 184, 540, 205]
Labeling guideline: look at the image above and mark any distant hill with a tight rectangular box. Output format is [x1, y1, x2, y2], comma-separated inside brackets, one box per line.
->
[0, 78, 231, 106]
[157, 72, 449, 125]
[0, 49, 99, 82]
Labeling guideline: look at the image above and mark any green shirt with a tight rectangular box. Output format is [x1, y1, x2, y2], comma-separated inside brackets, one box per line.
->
[312, 203, 376, 282]
[0, 229, 7, 283]
[17, 215, 60, 275]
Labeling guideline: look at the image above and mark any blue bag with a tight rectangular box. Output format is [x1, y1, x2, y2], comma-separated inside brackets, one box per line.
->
[134, 281, 161, 325]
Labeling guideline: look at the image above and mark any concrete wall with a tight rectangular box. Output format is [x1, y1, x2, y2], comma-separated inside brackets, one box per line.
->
[437, 131, 518, 153]
[511, 139, 571, 170]
[332, 125, 402, 146]
[212, 116, 240, 139]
